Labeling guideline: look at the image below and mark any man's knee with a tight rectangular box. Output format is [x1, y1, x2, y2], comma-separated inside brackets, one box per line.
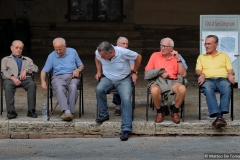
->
[4, 85, 13, 91]
[54, 85, 65, 92]
[178, 84, 186, 93]
[68, 84, 77, 91]
[96, 84, 105, 95]
[28, 81, 36, 88]
[150, 84, 161, 95]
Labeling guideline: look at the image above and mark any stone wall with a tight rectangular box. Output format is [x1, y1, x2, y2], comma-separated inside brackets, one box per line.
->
[1, 0, 240, 25]
[134, 0, 240, 25]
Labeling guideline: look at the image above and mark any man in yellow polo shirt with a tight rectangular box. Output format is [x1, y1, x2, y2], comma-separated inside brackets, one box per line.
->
[196, 35, 235, 131]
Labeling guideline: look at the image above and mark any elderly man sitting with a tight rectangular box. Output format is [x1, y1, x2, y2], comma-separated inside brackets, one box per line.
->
[145, 37, 187, 124]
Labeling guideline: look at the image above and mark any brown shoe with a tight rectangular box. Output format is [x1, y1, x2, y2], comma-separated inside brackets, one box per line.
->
[155, 113, 164, 123]
[114, 109, 121, 116]
[61, 113, 66, 120]
[65, 113, 73, 121]
[216, 118, 227, 128]
[212, 118, 227, 130]
[61, 113, 73, 121]
[171, 113, 180, 124]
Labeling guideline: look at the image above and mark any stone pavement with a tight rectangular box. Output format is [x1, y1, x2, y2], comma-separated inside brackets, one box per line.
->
[0, 53, 240, 139]
[1, 136, 240, 160]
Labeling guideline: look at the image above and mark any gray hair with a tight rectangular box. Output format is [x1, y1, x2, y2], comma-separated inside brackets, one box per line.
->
[160, 37, 174, 47]
[11, 40, 24, 47]
[53, 37, 66, 45]
[206, 35, 219, 43]
[97, 41, 114, 54]
[117, 36, 128, 43]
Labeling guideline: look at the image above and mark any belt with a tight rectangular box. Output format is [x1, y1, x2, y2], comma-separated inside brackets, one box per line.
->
[101, 74, 131, 80]
[168, 78, 178, 80]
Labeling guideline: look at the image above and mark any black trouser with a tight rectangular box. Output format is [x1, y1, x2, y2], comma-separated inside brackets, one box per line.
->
[3, 77, 36, 112]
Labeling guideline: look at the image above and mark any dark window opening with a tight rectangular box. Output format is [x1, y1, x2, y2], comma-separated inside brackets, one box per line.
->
[68, 0, 123, 22]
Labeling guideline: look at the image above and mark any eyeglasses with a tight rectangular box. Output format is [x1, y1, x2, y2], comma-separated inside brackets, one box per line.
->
[160, 45, 172, 49]
[120, 42, 128, 45]
[12, 46, 23, 50]
[204, 43, 216, 46]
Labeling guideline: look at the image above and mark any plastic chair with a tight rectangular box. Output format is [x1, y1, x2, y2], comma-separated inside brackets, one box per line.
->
[0, 72, 35, 115]
[47, 73, 84, 117]
[199, 85, 234, 121]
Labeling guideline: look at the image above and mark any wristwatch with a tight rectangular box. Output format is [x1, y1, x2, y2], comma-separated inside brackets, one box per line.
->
[131, 70, 138, 75]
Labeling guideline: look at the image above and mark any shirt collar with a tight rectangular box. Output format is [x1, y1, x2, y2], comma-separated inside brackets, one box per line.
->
[12, 54, 22, 59]
[205, 51, 220, 57]
[55, 51, 68, 58]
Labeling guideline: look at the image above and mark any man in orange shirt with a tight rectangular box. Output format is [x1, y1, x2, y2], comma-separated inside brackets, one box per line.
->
[145, 37, 186, 124]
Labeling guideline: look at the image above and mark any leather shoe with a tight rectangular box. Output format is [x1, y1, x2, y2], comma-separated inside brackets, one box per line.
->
[7, 110, 18, 119]
[65, 113, 73, 121]
[212, 118, 227, 130]
[61, 113, 74, 121]
[114, 109, 121, 116]
[171, 113, 180, 124]
[162, 105, 170, 116]
[96, 115, 109, 123]
[155, 113, 164, 123]
[120, 131, 129, 141]
[27, 109, 38, 118]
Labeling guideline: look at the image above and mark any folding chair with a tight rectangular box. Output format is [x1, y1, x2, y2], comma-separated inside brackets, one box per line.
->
[199, 85, 234, 121]
[47, 73, 84, 117]
[96, 81, 135, 120]
[146, 78, 186, 122]
[0, 72, 35, 115]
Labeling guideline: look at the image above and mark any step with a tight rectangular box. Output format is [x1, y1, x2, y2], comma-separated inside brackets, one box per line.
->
[30, 46, 144, 55]
[47, 30, 141, 39]
[144, 40, 199, 48]
[31, 38, 143, 48]
[136, 24, 199, 30]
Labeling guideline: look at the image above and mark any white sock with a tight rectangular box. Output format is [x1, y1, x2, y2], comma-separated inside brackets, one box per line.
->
[115, 105, 121, 110]
[172, 101, 175, 105]
[64, 109, 71, 114]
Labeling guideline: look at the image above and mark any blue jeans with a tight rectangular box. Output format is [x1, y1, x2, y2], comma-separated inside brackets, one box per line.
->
[96, 76, 132, 131]
[201, 78, 231, 117]
[112, 94, 121, 105]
